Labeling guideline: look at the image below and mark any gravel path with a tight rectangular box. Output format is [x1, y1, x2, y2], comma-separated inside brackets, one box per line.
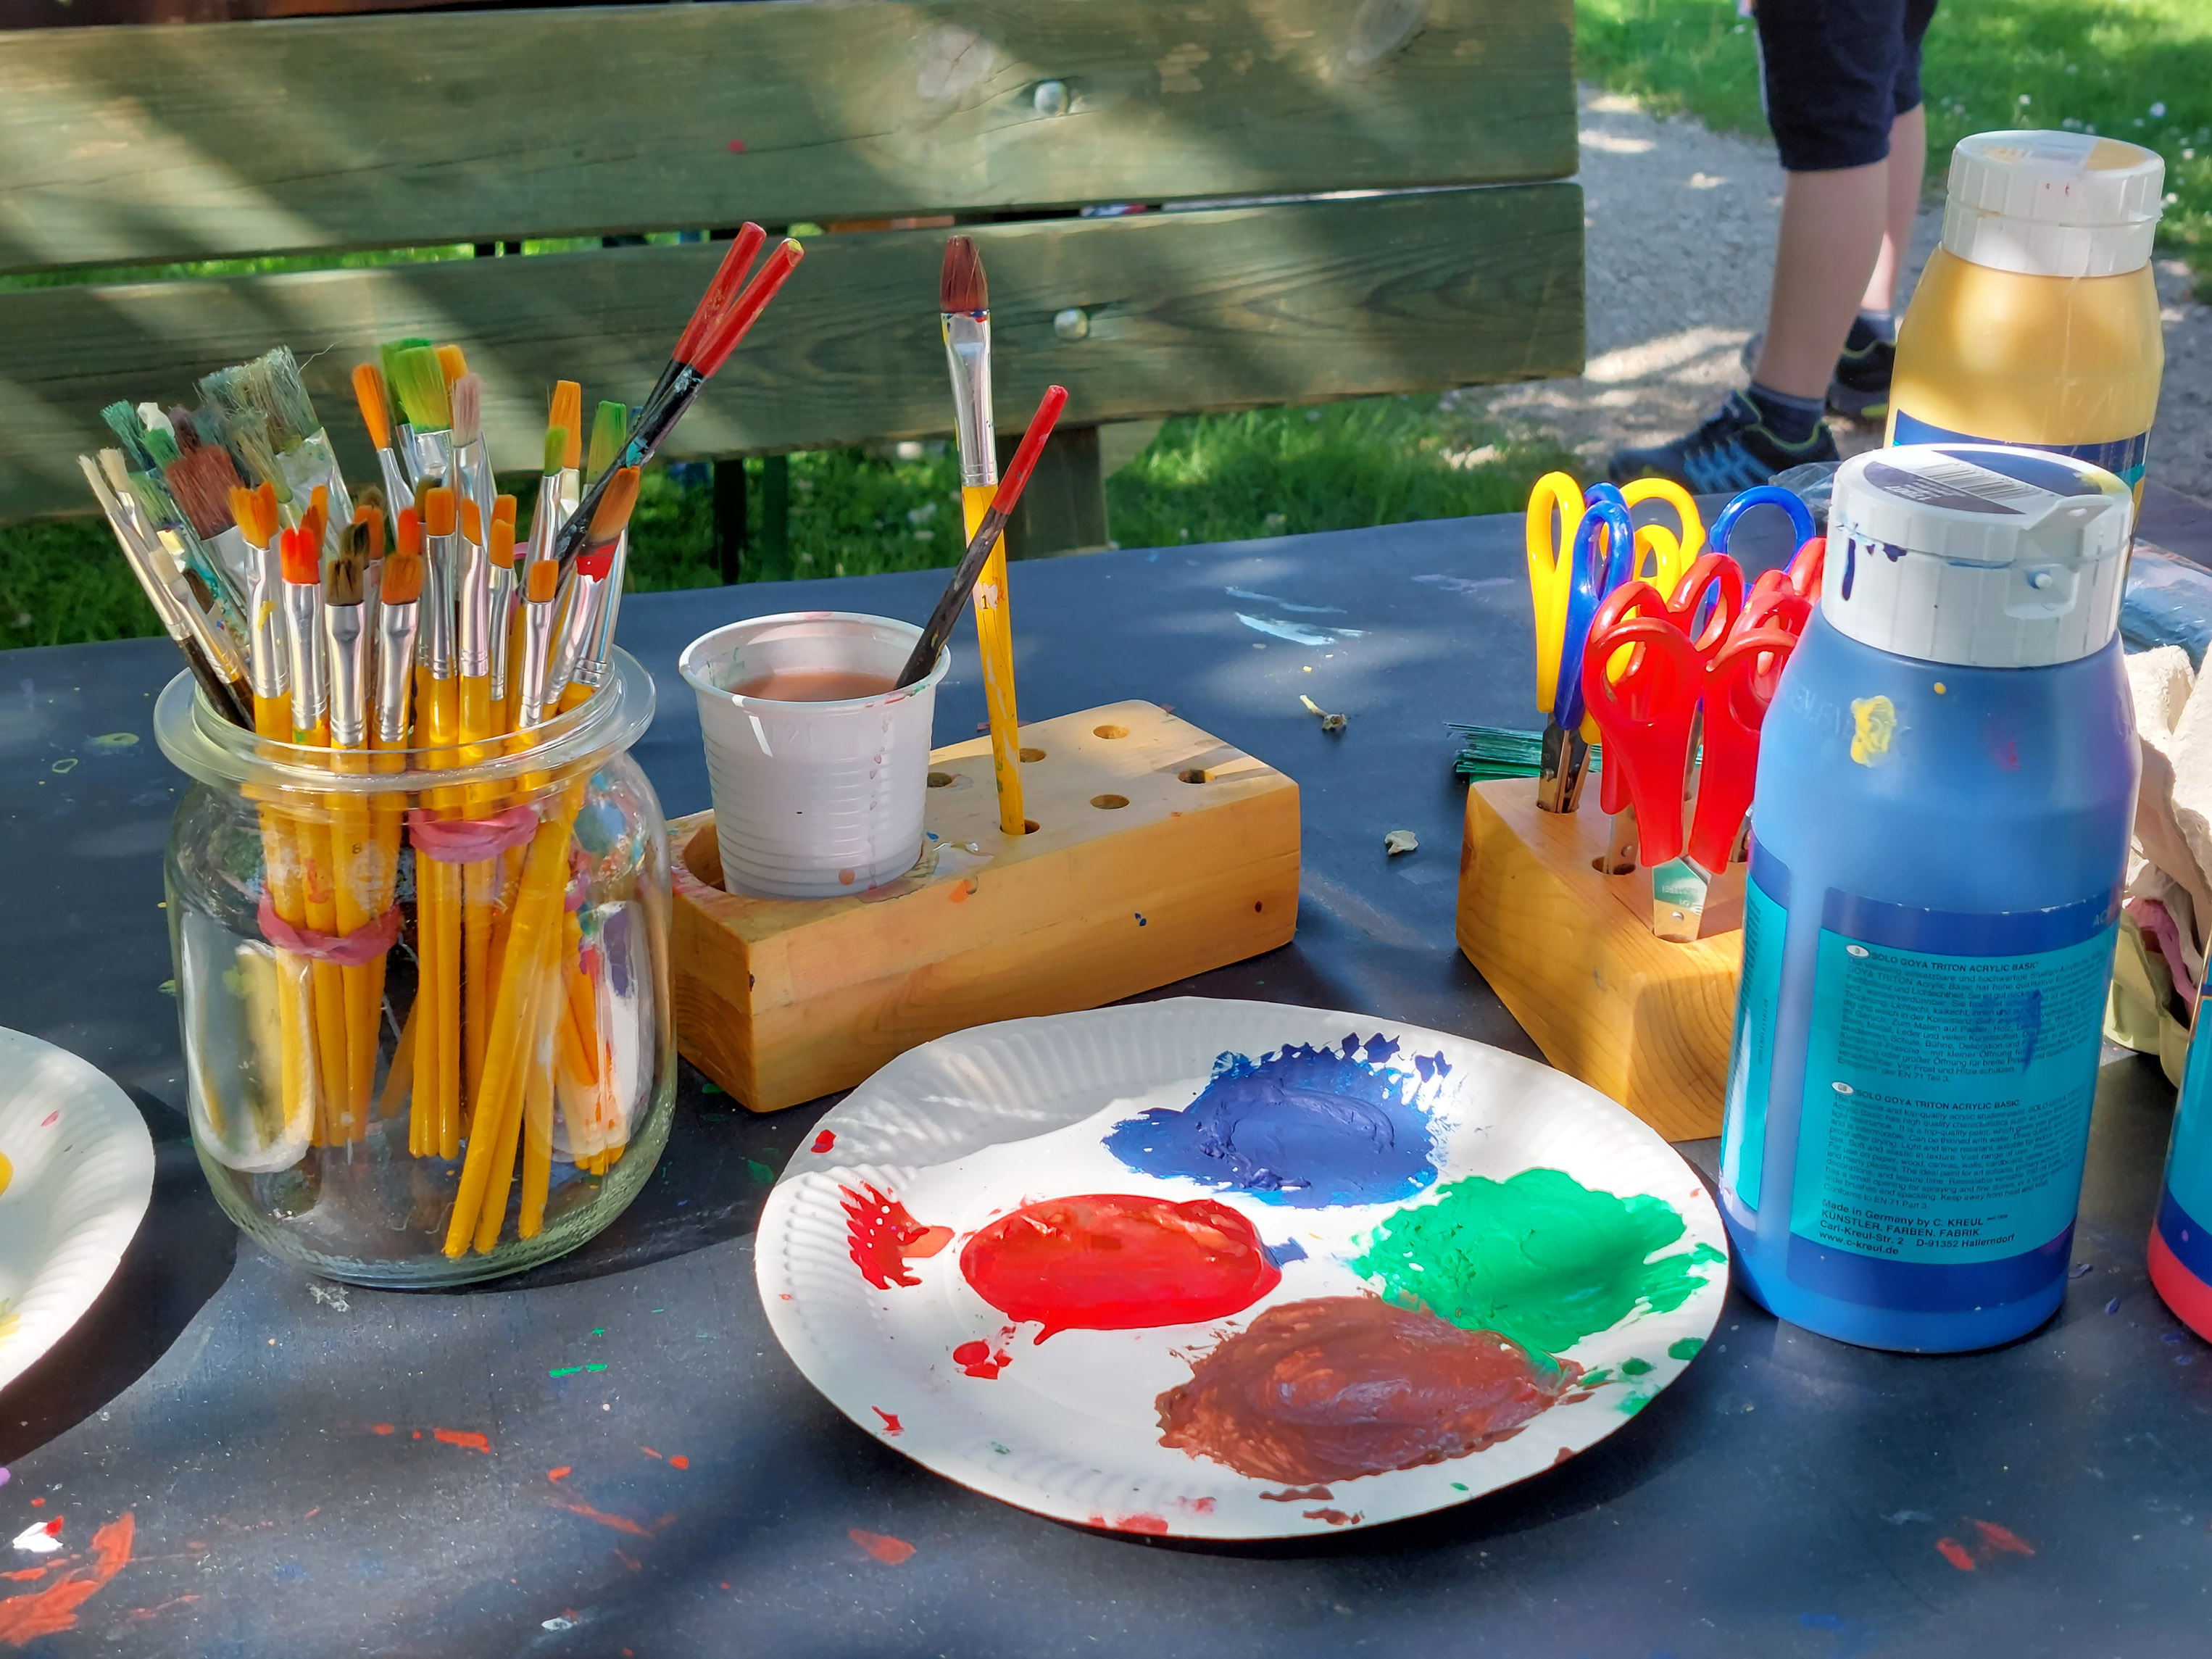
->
[1456, 87, 2212, 502]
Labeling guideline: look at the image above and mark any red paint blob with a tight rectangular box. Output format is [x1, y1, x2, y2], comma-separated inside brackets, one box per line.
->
[959, 1193, 1282, 1340]
[1971, 1518, 2035, 1557]
[1156, 1297, 1581, 1484]
[1086, 1513, 1171, 1535]
[812, 1130, 836, 1154]
[953, 1340, 1010, 1379]
[370, 1424, 394, 1436]
[728, 139, 748, 154]
[554, 1499, 652, 1539]
[0, 1571, 43, 1583]
[547, 1467, 572, 1483]
[669, 1455, 689, 1471]
[842, 1184, 954, 1290]
[433, 1429, 491, 1455]
[39, 1521, 60, 1539]
[1937, 1537, 1976, 1571]
[1302, 1508, 1362, 1526]
[1260, 1485, 1333, 1502]
[872, 1408, 902, 1436]
[0, 1512, 132, 1647]
[849, 1528, 915, 1564]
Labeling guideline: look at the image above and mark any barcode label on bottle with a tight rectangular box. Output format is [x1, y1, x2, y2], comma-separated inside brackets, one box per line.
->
[1863, 457, 2055, 516]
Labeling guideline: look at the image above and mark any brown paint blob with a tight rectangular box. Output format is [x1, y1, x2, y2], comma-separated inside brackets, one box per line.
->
[1155, 1297, 1580, 1484]
[728, 668, 896, 703]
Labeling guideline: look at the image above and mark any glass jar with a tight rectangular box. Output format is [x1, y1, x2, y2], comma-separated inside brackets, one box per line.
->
[153, 651, 673, 1286]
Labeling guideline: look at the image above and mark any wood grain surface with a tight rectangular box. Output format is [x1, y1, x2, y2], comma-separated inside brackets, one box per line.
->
[670, 700, 1300, 1112]
[1456, 778, 1739, 1142]
[1, 184, 1584, 520]
[1, 0, 1574, 272]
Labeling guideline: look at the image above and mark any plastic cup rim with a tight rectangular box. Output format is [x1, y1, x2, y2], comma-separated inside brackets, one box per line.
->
[677, 610, 950, 713]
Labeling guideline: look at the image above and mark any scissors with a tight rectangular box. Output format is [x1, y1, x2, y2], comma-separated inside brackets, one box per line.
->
[1536, 488, 1636, 811]
[1739, 534, 1826, 638]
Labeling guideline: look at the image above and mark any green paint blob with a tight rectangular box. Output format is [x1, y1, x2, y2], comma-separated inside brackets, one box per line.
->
[1581, 1368, 1613, 1387]
[1617, 1392, 1650, 1415]
[746, 1158, 774, 1184]
[1350, 1168, 1719, 1355]
[1620, 1357, 1653, 1376]
[1668, 1336, 1705, 1361]
[549, 1365, 581, 1379]
[1450, 1482, 1468, 1492]
[700, 1081, 724, 1095]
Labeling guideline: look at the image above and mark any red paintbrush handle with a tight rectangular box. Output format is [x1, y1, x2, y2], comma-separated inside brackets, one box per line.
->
[674, 223, 768, 366]
[989, 385, 1070, 517]
[696, 238, 807, 377]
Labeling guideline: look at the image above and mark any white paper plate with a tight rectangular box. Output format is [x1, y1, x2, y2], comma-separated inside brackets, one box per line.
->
[0, 1031, 157, 1394]
[757, 999, 1728, 1539]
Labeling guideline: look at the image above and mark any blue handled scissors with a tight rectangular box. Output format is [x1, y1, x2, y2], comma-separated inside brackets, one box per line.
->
[1535, 486, 1637, 812]
[1709, 484, 1816, 566]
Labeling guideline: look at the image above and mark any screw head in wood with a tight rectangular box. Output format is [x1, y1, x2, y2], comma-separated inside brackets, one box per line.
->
[1054, 307, 1090, 341]
[1034, 80, 1070, 116]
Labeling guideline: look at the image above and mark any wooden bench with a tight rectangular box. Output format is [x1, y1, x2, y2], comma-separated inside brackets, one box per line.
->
[0, 0, 1584, 562]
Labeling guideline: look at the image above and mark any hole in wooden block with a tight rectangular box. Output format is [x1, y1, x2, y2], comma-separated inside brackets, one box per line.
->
[1093, 724, 1128, 739]
[927, 771, 955, 788]
[1177, 769, 1209, 783]
[1023, 819, 1041, 834]
[1254, 901, 1263, 912]
[1020, 747, 1047, 762]
[1090, 794, 1128, 810]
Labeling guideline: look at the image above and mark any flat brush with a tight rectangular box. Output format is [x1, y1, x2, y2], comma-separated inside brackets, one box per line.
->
[451, 373, 494, 539]
[487, 507, 518, 707]
[231, 482, 290, 738]
[375, 535, 423, 748]
[529, 423, 569, 568]
[83, 454, 249, 725]
[353, 362, 415, 523]
[515, 557, 562, 731]
[381, 338, 431, 483]
[552, 381, 583, 548]
[896, 385, 1068, 690]
[279, 525, 327, 741]
[101, 448, 250, 687]
[548, 467, 641, 710]
[583, 401, 631, 675]
[389, 346, 454, 488]
[199, 346, 354, 544]
[323, 523, 370, 752]
[551, 239, 807, 575]
[420, 486, 458, 683]
[164, 439, 254, 606]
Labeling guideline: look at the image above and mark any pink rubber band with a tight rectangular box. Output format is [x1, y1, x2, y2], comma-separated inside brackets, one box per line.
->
[408, 804, 541, 863]
[258, 896, 402, 966]
[2129, 897, 2198, 1010]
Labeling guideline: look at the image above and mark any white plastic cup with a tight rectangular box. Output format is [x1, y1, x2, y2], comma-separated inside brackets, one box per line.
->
[678, 612, 948, 898]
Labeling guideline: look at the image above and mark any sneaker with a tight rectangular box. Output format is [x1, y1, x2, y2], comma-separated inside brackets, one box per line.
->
[1608, 391, 1841, 494]
[1737, 332, 1895, 423]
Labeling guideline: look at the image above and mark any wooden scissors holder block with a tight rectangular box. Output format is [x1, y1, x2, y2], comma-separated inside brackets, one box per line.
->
[1456, 778, 1740, 1140]
[669, 701, 1300, 1113]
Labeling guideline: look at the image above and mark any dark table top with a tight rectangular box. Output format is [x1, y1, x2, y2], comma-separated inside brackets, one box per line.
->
[1, 504, 2208, 1658]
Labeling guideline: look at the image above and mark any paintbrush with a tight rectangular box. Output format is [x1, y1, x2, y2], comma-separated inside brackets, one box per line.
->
[547, 468, 641, 713]
[279, 523, 328, 743]
[388, 346, 454, 489]
[323, 521, 381, 1134]
[550, 239, 806, 576]
[648, 225, 768, 415]
[375, 527, 423, 752]
[99, 403, 236, 612]
[230, 482, 291, 740]
[99, 447, 251, 696]
[939, 234, 1027, 836]
[896, 386, 1067, 691]
[553, 383, 583, 547]
[163, 436, 255, 608]
[379, 338, 430, 483]
[581, 402, 631, 677]
[514, 557, 563, 731]
[451, 373, 494, 538]
[353, 362, 415, 523]
[199, 346, 354, 544]
[487, 507, 519, 710]
[528, 419, 570, 569]
[83, 455, 249, 725]
[418, 485, 458, 688]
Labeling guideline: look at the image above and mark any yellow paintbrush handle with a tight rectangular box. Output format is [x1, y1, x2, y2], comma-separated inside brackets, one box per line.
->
[961, 483, 1025, 836]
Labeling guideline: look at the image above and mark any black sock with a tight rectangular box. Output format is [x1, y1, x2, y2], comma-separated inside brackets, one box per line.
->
[1745, 382, 1825, 446]
[1845, 313, 1892, 354]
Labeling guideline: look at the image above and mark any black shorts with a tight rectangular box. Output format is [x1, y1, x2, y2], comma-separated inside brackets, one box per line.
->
[1756, 0, 1938, 172]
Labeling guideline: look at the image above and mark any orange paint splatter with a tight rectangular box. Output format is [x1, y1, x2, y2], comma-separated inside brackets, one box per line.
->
[0, 1511, 133, 1647]
[1259, 1486, 1332, 1502]
[547, 1468, 572, 1483]
[872, 1408, 902, 1435]
[641, 1447, 662, 1461]
[552, 1500, 654, 1539]
[412, 1431, 422, 1440]
[1937, 1537, 1976, 1571]
[1087, 1513, 1171, 1535]
[433, 1429, 491, 1454]
[848, 1529, 915, 1565]
[370, 1425, 394, 1436]
[668, 1456, 689, 1471]
[1971, 1518, 2035, 1557]
[0, 1573, 43, 1584]
[841, 1184, 952, 1290]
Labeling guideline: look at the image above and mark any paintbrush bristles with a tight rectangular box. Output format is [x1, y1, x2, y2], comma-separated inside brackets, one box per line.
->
[492, 494, 517, 528]
[423, 487, 457, 539]
[381, 549, 424, 605]
[391, 346, 452, 433]
[100, 404, 156, 472]
[543, 427, 567, 477]
[199, 346, 321, 452]
[489, 520, 516, 568]
[940, 236, 987, 315]
[436, 344, 467, 386]
[325, 523, 368, 606]
[586, 402, 628, 482]
[549, 383, 582, 470]
[352, 363, 394, 450]
[165, 445, 244, 537]
[527, 559, 560, 604]
[451, 373, 483, 448]
[461, 498, 483, 545]
[396, 509, 423, 557]
[279, 527, 319, 586]
[586, 467, 641, 543]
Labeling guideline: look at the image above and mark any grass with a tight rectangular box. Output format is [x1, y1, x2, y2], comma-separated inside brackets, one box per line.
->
[1576, 0, 2212, 286]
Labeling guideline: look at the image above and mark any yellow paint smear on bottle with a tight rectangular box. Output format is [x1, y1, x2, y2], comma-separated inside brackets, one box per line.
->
[1850, 696, 1897, 766]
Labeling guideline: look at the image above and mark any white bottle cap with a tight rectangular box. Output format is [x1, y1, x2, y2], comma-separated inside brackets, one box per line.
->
[1942, 130, 2165, 278]
[1824, 444, 2134, 668]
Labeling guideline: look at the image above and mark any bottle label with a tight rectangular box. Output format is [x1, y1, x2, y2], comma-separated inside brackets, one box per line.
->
[1785, 888, 2116, 1310]
[1892, 408, 2148, 494]
[2160, 995, 2212, 1280]
[1719, 852, 1788, 1216]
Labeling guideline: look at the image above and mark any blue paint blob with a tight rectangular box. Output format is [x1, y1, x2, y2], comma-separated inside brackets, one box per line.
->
[1103, 1034, 1447, 1207]
[1262, 1237, 1308, 1268]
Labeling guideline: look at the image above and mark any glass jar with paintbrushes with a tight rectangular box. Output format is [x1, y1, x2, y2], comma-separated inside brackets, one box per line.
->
[153, 479, 675, 1286]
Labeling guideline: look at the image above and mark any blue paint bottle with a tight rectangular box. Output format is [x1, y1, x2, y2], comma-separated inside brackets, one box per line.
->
[1720, 444, 2137, 1351]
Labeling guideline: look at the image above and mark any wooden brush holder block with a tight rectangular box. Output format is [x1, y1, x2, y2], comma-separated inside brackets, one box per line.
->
[1455, 778, 1740, 1140]
[670, 701, 1300, 1113]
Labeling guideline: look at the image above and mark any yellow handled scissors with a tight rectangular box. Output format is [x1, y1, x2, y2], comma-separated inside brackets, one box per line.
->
[1526, 474, 1705, 722]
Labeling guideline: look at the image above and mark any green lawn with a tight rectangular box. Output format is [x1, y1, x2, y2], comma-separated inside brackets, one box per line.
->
[1577, 0, 2212, 286]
